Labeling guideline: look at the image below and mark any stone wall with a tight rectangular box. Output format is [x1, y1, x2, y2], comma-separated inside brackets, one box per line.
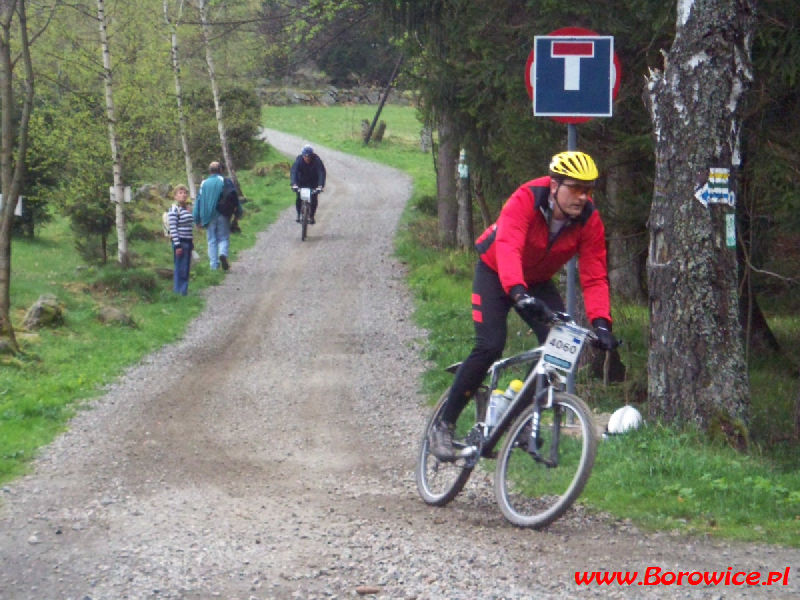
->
[258, 85, 415, 107]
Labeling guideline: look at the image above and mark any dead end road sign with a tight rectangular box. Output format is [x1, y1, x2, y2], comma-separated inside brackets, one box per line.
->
[525, 27, 621, 124]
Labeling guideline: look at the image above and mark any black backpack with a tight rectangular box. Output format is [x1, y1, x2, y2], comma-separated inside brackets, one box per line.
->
[217, 177, 239, 217]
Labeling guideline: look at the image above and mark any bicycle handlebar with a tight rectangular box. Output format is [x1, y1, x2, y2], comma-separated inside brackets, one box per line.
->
[547, 311, 622, 350]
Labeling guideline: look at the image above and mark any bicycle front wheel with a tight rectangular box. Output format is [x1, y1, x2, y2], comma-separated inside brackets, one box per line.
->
[415, 387, 478, 506]
[494, 392, 597, 528]
[301, 202, 309, 241]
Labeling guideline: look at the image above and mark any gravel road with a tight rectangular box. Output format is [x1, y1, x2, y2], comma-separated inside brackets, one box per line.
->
[1, 129, 797, 600]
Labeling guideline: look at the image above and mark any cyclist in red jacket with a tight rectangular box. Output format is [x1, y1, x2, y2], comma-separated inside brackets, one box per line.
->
[430, 151, 618, 461]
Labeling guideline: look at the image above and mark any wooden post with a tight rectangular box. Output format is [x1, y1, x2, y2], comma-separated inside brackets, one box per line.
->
[364, 55, 403, 145]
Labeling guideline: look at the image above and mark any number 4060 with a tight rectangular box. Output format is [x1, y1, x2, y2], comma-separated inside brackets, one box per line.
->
[549, 338, 578, 354]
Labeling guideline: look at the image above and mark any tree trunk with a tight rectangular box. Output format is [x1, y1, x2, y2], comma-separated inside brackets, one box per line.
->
[97, 0, 129, 268]
[606, 163, 645, 302]
[197, 0, 236, 185]
[471, 171, 492, 230]
[164, 0, 196, 199]
[455, 149, 473, 249]
[643, 0, 754, 439]
[736, 207, 780, 356]
[739, 284, 781, 355]
[795, 381, 800, 442]
[436, 110, 457, 247]
[0, 0, 35, 353]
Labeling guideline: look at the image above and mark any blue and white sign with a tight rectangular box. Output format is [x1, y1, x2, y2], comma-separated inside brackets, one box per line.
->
[695, 167, 735, 207]
[531, 34, 615, 119]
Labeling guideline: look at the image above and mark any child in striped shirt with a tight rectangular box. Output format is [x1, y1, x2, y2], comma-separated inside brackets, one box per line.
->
[168, 185, 194, 295]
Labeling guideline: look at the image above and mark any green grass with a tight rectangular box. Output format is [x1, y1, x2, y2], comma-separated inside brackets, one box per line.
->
[262, 104, 800, 547]
[262, 104, 436, 197]
[4, 104, 799, 548]
[1, 142, 294, 482]
[589, 426, 800, 546]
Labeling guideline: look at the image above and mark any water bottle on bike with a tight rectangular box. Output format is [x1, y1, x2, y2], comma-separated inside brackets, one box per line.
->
[485, 379, 524, 429]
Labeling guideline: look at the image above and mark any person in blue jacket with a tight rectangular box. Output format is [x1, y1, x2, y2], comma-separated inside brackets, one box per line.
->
[193, 161, 230, 270]
[290, 145, 326, 224]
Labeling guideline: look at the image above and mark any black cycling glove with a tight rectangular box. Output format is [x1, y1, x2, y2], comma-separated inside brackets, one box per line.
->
[591, 317, 618, 350]
[514, 293, 556, 325]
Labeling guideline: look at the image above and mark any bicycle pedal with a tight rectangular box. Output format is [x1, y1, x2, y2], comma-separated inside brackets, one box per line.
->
[452, 442, 478, 458]
[457, 447, 478, 459]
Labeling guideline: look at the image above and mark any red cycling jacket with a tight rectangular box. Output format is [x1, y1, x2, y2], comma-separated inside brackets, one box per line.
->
[475, 175, 611, 323]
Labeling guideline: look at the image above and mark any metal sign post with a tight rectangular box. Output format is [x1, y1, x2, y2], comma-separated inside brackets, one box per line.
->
[566, 124, 578, 342]
[526, 27, 621, 393]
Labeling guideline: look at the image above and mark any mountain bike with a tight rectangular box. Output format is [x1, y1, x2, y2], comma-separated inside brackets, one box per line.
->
[297, 187, 321, 241]
[415, 312, 600, 529]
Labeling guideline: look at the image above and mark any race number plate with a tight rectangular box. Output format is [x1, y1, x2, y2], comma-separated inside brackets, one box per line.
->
[543, 324, 587, 373]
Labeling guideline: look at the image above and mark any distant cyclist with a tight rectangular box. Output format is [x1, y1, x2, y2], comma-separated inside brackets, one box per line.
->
[290, 144, 326, 224]
[430, 151, 618, 461]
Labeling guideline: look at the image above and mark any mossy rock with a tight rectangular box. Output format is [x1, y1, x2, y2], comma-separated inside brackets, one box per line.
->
[22, 294, 64, 330]
[96, 306, 137, 328]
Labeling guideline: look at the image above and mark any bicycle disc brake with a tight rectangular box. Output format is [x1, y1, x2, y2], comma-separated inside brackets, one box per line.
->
[519, 413, 557, 467]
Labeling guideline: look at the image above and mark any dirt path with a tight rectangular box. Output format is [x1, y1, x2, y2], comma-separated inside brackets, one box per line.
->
[0, 130, 797, 600]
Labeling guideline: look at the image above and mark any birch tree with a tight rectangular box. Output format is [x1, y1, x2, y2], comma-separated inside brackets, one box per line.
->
[96, 0, 129, 267]
[164, 0, 196, 198]
[195, 0, 236, 184]
[644, 0, 755, 440]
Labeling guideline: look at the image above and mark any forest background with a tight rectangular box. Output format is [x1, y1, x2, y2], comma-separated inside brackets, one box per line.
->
[1, 0, 799, 544]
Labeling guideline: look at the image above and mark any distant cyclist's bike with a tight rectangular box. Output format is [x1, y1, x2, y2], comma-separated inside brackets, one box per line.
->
[297, 187, 321, 241]
[415, 312, 601, 529]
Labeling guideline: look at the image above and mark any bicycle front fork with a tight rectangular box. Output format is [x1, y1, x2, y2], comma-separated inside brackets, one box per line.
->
[528, 377, 561, 467]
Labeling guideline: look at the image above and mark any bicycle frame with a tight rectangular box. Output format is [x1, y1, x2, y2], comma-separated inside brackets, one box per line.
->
[465, 318, 592, 464]
[416, 314, 599, 526]
[299, 187, 312, 241]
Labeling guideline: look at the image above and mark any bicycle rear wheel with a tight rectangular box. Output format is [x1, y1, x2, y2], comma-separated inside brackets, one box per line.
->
[301, 202, 309, 241]
[494, 392, 597, 528]
[415, 387, 480, 506]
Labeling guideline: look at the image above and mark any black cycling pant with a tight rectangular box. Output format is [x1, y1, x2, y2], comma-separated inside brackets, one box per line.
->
[440, 260, 565, 425]
[295, 192, 319, 218]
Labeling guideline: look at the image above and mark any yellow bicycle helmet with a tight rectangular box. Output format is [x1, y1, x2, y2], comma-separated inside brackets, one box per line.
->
[549, 151, 599, 182]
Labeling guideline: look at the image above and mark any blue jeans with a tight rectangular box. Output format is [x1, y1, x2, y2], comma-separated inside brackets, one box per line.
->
[206, 212, 230, 269]
[173, 239, 193, 295]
